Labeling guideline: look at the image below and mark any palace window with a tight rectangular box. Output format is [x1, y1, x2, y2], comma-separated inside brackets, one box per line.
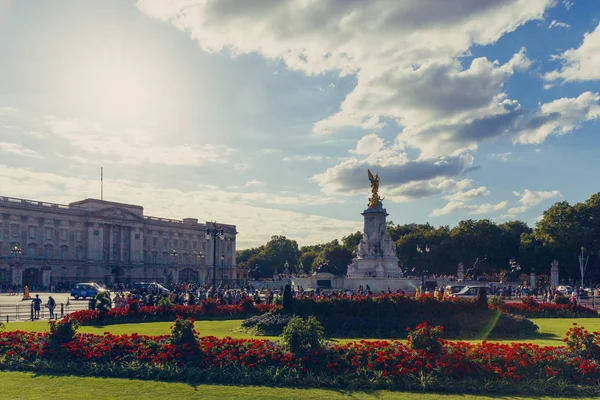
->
[152, 237, 158, 247]
[29, 226, 36, 239]
[60, 229, 68, 241]
[163, 238, 168, 248]
[192, 241, 197, 249]
[45, 228, 53, 240]
[173, 239, 178, 248]
[152, 251, 158, 264]
[44, 245, 53, 259]
[10, 224, 19, 238]
[76, 247, 82, 260]
[183, 240, 188, 249]
[60, 246, 68, 260]
[27, 246, 36, 258]
[75, 231, 82, 242]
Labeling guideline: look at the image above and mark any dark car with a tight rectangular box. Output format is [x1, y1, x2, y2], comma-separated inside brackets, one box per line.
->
[130, 282, 170, 296]
[71, 283, 107, 299]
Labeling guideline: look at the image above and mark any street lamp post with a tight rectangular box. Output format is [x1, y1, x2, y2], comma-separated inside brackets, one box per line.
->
[416, 243, 430, 292]
[169, 249, 178, 285]
[578, 246, 589, 288]
[220, 252, 225, 286]
[205, 222, 224, 294]
[11, 242, 22, 263]
[196, 252, 205, 283]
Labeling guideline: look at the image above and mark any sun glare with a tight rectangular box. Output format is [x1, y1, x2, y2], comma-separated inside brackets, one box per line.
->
[62, 48, 173, 124]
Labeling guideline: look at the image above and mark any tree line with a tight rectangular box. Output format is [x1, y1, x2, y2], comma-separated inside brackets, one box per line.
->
[236, 192, 600, 284]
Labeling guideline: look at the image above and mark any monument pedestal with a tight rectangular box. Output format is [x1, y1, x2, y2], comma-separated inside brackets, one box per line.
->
[347, 203, 402, 278]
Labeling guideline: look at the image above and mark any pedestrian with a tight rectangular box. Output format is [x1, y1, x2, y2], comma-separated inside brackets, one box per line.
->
[47, 296, 56, 320]
[32, 294, 42, 319]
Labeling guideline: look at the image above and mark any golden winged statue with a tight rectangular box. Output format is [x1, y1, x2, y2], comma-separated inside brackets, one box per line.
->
[367, 169, 383, 208]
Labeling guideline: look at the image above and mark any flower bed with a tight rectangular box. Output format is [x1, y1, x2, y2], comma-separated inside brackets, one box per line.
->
[497, 297, 598, 318]
[247, 295, 538, 338]
[0, 323, 599, 394]
[65, 298, 275, 325]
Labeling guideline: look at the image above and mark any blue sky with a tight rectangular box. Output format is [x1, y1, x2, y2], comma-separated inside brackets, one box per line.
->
[1, 0, 599, 248]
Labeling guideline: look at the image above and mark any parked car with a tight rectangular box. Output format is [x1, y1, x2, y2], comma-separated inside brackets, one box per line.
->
[130, 282, 170, 296]
[556, 285, 573, 295]
[445, 284, 467, 294]
[71, 282, 107, 300]
[449, 285, 487, 298]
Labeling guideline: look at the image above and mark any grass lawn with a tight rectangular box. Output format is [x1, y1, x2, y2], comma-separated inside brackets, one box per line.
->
[0, 371, 593, 400]
[4, 318, 600, 346]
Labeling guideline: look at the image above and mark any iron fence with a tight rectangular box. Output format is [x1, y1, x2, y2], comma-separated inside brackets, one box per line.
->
[0, 301, 89, 322]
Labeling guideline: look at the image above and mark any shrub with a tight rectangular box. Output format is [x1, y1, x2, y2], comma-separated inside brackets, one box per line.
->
[128, 300, 140, 313]
[95, 291, 112, 313]
[283, 284, 293, 312]
[476, 287, 488, 309]
[242, 311, 292, 335]
[48, 319, 79, 347]
[488, 295, 505, 307]
[158, 297, 174, 307]
[564, 323, 600, 359]
[169, 316, 197, 345]
[406, 322, 443, 354]
[281, 315, 323, 354]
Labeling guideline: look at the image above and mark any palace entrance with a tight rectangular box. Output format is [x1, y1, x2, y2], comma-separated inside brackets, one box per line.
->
[22, 268, 41, 288]
[179, 268, 199, 283]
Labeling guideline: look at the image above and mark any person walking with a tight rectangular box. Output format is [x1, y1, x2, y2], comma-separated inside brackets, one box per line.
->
[47, 296, 56, 320]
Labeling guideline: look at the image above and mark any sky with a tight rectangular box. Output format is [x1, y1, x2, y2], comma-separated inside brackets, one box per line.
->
[1, 0, 600, 249]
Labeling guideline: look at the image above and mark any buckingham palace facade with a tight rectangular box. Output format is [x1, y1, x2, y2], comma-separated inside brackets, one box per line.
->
[0, 195, 246, 288]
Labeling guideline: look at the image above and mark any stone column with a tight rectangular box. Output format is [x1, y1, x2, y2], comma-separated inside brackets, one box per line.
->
[130, 227, 135, 263]
[42, 269, 51, 287]
[87, 224, 94, 260]
[457, 262, 464, 281]
[12, 265, 22, 286]
[139, 229, 144, 263]
[120, 226, 125, 262]
[530, 272, 536, 288]
[98, 225, 104, 261]
[109, 225, 114, 262]
[550, 259, 559, 287]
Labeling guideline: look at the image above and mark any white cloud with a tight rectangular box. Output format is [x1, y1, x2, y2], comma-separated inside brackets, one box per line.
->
[283, 155, 326, 162]
[508, 189, 562, 213]
[385, 178, 473, 203]
[312, 135, 474, 200]
[489, 152, 512, 162]
[444, 186, 490, 202]
[45, 116, 235, 166]
[548, 20, 570, 29]
[137, 0, 553, 158]
[545, 23, 600, 82]
[514, 92, 600, 144]
[350, 134, 384, 156]
[316, 52, 532, 157]
[430, 200, 507, 216]
[136, 0, 551, 76]
[0, 142, 41, 158]
[469, 201, 508, 215]
[0, 164, 359, 248]
[430, 201, 467, 217]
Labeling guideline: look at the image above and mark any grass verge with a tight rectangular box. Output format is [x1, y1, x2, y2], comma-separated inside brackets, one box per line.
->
[4, 317, 600, 346]
[0, 371, 594, 400]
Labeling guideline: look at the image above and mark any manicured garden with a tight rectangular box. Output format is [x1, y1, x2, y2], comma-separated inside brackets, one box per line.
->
[6, 318, 600, 347]
[1, 294, 599, 395]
